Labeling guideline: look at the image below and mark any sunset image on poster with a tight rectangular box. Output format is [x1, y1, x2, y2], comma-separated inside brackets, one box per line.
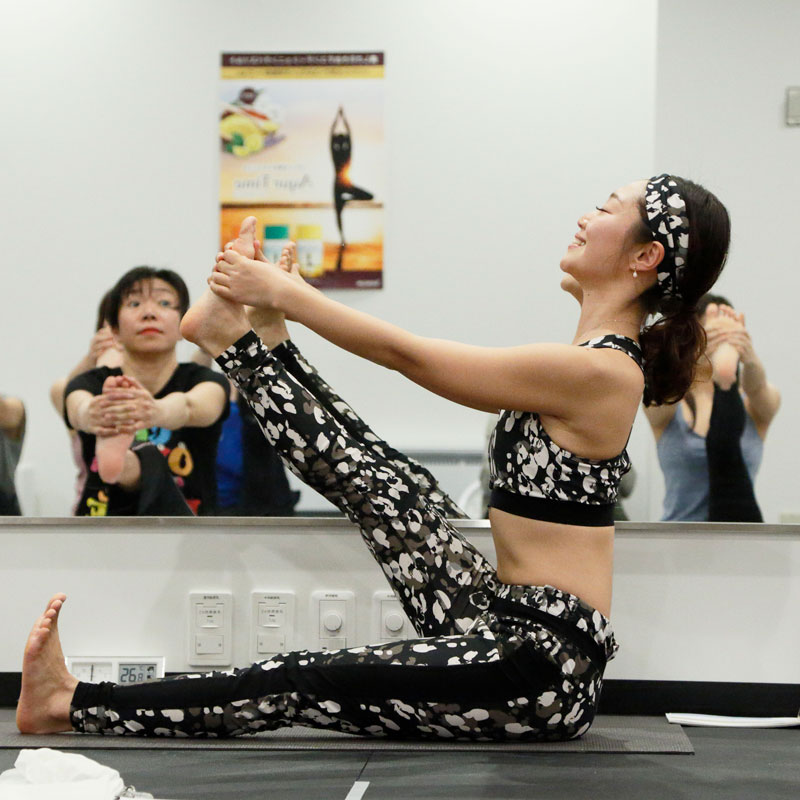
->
[220, 53, 384, 289]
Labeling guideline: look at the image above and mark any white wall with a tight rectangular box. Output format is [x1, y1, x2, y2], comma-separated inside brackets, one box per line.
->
[646, 0, 800, 522]
[0, 0, 657, 515]
[2, 0, 798, 691]
[3, 519, 798, 684]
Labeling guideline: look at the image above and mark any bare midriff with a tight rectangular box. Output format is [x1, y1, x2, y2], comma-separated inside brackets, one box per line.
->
[489, 507, 614, 618]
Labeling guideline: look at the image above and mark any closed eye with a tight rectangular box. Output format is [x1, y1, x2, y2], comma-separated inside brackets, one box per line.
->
[595, 206, 610, 213]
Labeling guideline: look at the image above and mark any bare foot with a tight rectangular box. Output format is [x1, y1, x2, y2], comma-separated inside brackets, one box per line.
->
[96, 375, 135, 484]
[707, 303, 741, 390]
[226, 219, 292, 347]
[227, 215, 257, 260]
[180, 284, 251, 359]
[244, 242, 300, 347]
[17, 594, 78, 734]
[180, 217, 257, 356]
[96, 345, 123, 370]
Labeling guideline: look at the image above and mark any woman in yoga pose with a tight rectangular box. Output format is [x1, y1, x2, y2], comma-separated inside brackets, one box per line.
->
[19, 175, 729, 741]
[645, 295, 780, 521]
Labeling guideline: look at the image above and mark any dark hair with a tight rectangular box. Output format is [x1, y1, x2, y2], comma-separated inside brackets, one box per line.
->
[94, 290, 114, 332]
[635, 177, 731, 406]
[106, 267, 190, 329]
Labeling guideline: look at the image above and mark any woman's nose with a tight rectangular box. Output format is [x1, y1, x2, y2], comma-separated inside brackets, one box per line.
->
[138, 300, 159, 317]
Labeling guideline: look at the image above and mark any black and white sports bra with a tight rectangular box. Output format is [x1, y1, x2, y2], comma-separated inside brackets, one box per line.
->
[488, 335, 644, 527]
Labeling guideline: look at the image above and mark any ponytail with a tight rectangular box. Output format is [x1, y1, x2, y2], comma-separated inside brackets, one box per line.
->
[635, 176, 730, 406]
[640, 306, 706, 406]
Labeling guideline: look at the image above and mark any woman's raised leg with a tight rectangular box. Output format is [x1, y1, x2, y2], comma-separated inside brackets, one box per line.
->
[217, 330, 496, 637]
[273, 339, 466, 519]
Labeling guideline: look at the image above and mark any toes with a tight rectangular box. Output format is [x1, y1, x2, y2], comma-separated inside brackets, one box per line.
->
[45, 594, 66, 614]
[237, 216, 258, 243]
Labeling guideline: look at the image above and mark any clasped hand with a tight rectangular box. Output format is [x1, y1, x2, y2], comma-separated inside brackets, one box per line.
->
[85, 376, 157, 436]
[209, 243, 297, 311]
[703, 307, 756, 365]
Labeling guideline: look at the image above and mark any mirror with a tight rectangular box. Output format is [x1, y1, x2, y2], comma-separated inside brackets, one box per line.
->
[3, 1, 795, 523]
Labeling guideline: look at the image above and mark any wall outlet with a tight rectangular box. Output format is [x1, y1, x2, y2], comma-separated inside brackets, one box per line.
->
[188, 592, 232, 667]
[250, 591, 295, 661]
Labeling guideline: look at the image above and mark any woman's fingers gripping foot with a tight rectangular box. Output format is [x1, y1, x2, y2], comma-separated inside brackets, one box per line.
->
[212, 249, 290, 309]
[17, 594, 77, 734]
[279, 242, 310, 287]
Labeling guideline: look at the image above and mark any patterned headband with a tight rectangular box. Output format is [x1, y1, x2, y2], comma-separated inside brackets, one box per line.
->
[644, 174, 689, 301]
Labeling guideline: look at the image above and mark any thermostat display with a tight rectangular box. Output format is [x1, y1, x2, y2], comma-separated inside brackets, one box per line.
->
[65, 656, 165, 684]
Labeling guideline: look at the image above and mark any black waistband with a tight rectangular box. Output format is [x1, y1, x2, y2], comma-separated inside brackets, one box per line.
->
[490, 487, 615, 527]
[490, 597, 608, 671]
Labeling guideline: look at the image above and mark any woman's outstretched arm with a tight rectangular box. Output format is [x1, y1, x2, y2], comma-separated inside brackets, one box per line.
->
[211, 250, 640, 420]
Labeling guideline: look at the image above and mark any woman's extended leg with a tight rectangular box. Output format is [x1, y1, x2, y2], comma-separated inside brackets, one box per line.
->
[180, 274, 492, 635]
[19, 589, 607, 742]
[273, 339, 466, 519]
[218, 330, 495, 638]
[706, 381, 763, 522]
[68, 628, 569, 741]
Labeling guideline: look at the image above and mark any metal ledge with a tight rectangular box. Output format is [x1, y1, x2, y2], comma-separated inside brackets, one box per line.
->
[0, 516, 799, 538]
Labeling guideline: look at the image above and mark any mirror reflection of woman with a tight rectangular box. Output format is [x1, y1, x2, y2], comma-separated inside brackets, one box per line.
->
[20, 175, 731, 743]
[645, 295, 780, 521]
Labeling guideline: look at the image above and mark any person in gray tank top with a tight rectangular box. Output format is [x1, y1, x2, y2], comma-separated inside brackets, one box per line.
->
[0, 394, 25, 515]
[645, 294, 780, 521]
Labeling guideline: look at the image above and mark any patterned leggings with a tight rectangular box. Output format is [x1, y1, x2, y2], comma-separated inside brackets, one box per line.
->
[70, 331, 617, 742]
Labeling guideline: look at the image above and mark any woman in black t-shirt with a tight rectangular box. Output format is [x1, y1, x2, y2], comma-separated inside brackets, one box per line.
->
[63, 267, 228, 516]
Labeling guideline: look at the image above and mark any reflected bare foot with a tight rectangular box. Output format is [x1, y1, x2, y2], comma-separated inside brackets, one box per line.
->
[707, 303, 741, 390]
[17, 594, 77, 734]
[96, 375, 135, 484]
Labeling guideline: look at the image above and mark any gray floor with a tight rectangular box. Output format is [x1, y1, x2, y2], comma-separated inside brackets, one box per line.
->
[0, 724, 796, 799]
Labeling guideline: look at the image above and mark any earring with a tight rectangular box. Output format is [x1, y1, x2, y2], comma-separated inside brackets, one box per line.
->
[633, 269, 638, 279]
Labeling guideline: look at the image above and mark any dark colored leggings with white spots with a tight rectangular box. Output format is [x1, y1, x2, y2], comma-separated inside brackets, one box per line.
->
[70, 331, 617, 741]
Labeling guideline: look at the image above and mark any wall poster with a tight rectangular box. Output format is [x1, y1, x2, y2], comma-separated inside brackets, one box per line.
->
[220, 52, 384, 289]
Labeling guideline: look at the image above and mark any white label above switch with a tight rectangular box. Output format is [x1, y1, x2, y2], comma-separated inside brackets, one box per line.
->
[197, 605, 224, 628]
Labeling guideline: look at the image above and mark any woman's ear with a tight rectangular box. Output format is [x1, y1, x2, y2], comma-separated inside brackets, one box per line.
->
[632, 240, 664, 276]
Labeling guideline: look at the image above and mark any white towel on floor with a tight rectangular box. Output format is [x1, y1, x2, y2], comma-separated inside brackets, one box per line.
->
[0, 748, 125, 800]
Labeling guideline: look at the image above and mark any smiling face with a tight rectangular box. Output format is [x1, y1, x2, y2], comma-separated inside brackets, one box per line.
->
[113, 278, 183, 354]
[560, 180, 650, 292]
